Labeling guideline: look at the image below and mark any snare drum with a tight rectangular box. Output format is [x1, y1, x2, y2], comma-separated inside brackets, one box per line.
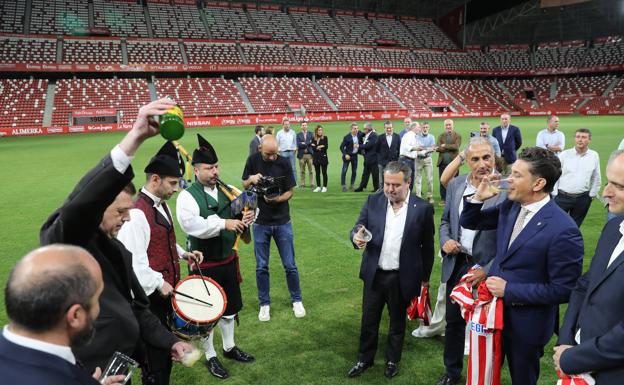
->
[169, 275, 227, 340]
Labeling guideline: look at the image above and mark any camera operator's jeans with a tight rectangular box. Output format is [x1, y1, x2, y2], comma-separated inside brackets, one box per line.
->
[253, 222, 302, 306]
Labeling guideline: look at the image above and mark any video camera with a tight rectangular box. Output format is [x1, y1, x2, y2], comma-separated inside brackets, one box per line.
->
[249, 176, 284, 199]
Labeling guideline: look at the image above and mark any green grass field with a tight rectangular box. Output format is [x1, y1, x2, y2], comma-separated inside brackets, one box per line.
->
[0, 115, 621, 385]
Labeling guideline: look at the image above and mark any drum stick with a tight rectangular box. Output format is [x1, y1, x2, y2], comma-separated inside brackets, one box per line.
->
[194, 267, 212, 297]
[173, 290, 213, 307]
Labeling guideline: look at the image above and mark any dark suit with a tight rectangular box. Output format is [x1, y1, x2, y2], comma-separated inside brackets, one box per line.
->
[460, 197, 584, 385]
[375, 132, 401, 185]
[0, 333, 99, 385]
[340, 132, 362, 188]
[351, 192, 434, 364]
[436, 131, 461, 201]
[357, 131, 379, 191]
[249, 135, 261, 156]
[492, 125, 522, 166]
[439, 175, 504, 379]
[40, 155, 179, 372]
[558, 216, 624, 385]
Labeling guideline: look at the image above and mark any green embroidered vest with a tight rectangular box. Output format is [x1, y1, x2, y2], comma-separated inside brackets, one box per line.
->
[186, 182, 236, 262]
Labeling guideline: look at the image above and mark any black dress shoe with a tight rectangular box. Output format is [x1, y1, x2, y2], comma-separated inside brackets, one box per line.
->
[205, 357, 229, 379]
[435, 373, 462, 385]
[223, 346, 255, 363]
[347, 361, 373, 378]
[384, 361, 399, 378]
[354, 187, 364, 192]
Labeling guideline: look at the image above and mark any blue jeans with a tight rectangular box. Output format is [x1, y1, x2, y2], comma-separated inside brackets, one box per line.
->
[341, 155, 358, 187]
[253, 222, 302, 306]
[280, 151, 297, 185]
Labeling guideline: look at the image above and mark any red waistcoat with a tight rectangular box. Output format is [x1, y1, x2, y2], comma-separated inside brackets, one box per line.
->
[135, 192, 180, 287]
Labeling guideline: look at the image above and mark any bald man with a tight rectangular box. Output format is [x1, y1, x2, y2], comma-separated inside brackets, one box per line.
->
[243, 135, 305, 322]
[1, 245, 124, 385]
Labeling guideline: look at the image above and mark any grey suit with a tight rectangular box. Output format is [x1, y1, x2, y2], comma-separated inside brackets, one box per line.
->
[438, 173, 505, 380]
[249, 135, 261, 156]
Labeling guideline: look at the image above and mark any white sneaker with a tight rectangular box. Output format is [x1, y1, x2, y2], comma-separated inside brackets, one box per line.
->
[313, 187, 321, 192]
[292, 301, 306, 318]
[258, 305, 270, 322]
[321, 187, 327, 193]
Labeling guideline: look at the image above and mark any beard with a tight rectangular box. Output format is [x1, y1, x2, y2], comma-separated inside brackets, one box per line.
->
[70, 316, 96, 348]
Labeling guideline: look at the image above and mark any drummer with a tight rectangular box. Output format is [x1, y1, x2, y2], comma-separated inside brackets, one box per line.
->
[176, 134, 256, 380]
[117, 141, 204, 385]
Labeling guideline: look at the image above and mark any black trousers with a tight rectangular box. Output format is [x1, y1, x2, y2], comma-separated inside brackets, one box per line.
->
[554, 191, 592, 227]
[399, 156, 416, 191]
[142, 292, 173, 385]
[438, 159, 456, 201]
[443, 255, 473, 379]
[358, 160, 379, 191]
[314, 163, 328, 187]
[358, 270, 408, 364]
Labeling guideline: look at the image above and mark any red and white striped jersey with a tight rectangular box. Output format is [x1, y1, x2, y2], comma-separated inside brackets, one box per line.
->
[450, 269, 504, 385]
[555, 371, 595, 385]
[407, 285, 433, 325]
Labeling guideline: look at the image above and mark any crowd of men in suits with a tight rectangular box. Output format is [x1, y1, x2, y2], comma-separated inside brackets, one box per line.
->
[2, 102, 622, 385]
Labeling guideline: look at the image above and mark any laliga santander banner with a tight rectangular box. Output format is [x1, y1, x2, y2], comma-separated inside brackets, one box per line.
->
[0, 109, 534, 138]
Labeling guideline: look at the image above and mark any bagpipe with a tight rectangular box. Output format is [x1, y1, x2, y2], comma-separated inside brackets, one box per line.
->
[216, 177, 258, 250]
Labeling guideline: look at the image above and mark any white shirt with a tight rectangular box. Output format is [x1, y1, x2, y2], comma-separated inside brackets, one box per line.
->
[536, 129, 565, 153]
[276, 129, 297, 152]
[378, 199, 408, 270]
[117, 189, 187, 295]
[176, 185, 226, 241]
[607, 219, 624, 268]
[351, 134, 359, 154]
[517, 195, 551, 230]
[399, 130, 418, 159]
[501, 125, 509, 143]
[3, 326, 76, 364]
[553, 148, 601, 197]
[385, 133, 393, 147]
[459, 181, 478, 255]
[111, 144, 134, 174]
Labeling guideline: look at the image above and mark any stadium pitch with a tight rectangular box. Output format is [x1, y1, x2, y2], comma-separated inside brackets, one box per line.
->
[0, 115, 621, 385]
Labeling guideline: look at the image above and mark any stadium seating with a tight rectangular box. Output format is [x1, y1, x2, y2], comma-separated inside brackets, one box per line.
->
[412, 50, 478, 70]
[474, 80, 518, 111]
[93, 0, 149, 38]
[468, 46, 532, 71]
[289, 10, 346, 44]
[316, 78, 400, 111]
[30, 0, 89, 35]
[154, 77, 247, 116]
[337, 47, 385, 66]
[401, 19, 457, 49]
[238, 77, 332, 113]
[334, 14, 380, 46]
[241, 43, 294, 65]
[0, 36, 56, 63]
[380, 78, 446, 113]
[289, 44, 345, 66]
[436, 79, 503, 112]
[377, 48, 420, 68]
[148, 3, 207, 39]
[62, 39, 123, 64]
[52, 78, 151, 125]
[126, 41, 184, 64]
[203, 5, 254, 40]
[584, 37, 624, 67]
[0, 78, 48, 127]
[246, 7, 302, 42]
[534, 43, 587, 69]
[185, 42, 245, 64]
[370, 17, 419, 48]
[0, 1, 25, 33]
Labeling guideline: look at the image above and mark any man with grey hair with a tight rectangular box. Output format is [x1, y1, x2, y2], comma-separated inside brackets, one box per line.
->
[1, 244, 125, 385]
[347, 161, 434, 379]
[493, 113, 522, 172]
[399, 122, 421, 191]
[355, 122, 379, 192]
[434, 136, 505, 385]
[554, 149, 624, 384]
[437, 119, 461, 205]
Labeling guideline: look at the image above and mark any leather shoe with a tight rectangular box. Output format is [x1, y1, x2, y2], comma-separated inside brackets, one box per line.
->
[384, 361, 399, 378]
[205, 357, 229, 379]
[435, 373, 462, 385]
[354, 187, 364, 192]
[223, 346, 255, 363]
[347, 361, 373, 378]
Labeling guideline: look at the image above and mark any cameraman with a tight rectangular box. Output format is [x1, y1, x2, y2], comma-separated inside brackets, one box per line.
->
[242, 135, 305, 322]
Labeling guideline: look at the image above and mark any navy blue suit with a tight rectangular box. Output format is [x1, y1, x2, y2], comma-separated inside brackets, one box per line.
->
[492, 125, 522, 165]
[558, 216, 624, 385]
[340, 132, 362, 188]
[350, 191, 434, 363]
[0, 334, 99, 385]
[357, 131, 379, 191]
[460, 198, 583, 385]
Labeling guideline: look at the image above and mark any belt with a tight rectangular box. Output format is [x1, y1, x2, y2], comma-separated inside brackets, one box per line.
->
[376, 268, 399, 273]
[558, 190, 589, 198]
[400, 155, 416, 161]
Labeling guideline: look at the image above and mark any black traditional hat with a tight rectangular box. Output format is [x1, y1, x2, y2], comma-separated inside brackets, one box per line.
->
[192, 134, 218, 165]
[144, 141, 183, 177]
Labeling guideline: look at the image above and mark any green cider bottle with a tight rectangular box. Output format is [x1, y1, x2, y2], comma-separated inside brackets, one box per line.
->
[159, 104, 185, 141]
